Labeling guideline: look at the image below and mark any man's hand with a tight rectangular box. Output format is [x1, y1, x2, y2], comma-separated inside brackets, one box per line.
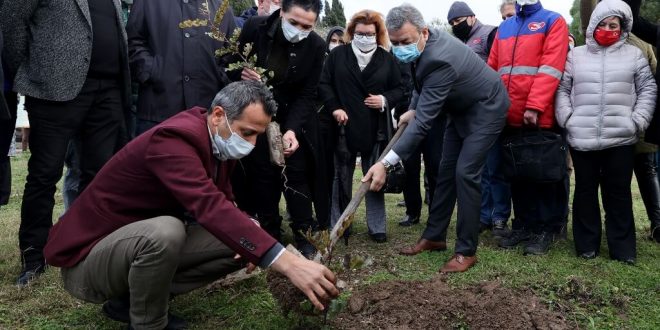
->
[362, 162, 387, 192]
[523, 109, 540, 126]
[270, 250, 339, 310]
[332, 109, 349, 125]
[241, 68, 262, 82]
[364, 94, 384, 109]
[398, 110, 416, 128]
[283, 130, 300, 156]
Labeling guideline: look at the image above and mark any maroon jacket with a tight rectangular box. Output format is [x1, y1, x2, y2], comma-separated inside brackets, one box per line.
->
[45, 108, 277, 268]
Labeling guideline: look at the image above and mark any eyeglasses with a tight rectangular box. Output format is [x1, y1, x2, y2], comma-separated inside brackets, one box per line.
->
[354, 32, 377, 38]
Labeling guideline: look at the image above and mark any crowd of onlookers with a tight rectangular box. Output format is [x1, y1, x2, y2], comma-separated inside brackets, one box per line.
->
[0, 0, 658, 327]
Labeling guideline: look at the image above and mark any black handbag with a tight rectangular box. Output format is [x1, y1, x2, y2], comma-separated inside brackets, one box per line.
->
[501, 130, 567, 183]
[382, 160, 406, 194]
[369, 141, 406, 194]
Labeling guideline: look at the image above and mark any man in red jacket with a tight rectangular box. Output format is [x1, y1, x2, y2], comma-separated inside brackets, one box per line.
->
[44, 81, 338, 329]
[487, 0, 569, 255]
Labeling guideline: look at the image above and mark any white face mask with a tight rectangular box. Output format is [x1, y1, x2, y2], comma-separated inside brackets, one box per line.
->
[352, 35, 377, 52]
[281, 19, 310, 43]
[209, 113, 255, 160]
[328, 42, 340, 51]
[516, 0, 539, 5]
[267, 4, 280, 15]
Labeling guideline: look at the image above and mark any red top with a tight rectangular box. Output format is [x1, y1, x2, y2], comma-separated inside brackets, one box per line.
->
[488, 2, 569, 129]
[45, 108, 277, 267]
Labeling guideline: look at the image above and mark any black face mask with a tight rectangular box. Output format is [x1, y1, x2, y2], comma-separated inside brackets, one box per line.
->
[452, 19, 472, 42]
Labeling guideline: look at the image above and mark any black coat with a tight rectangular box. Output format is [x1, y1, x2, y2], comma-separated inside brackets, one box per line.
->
[0, 26, 8, 121]
[319, 45, 404, 153]
[225, 11, 329, 223]
[227, 12, 326, 135]
[624, 0, 660, 144]
[127, 0, 235, 123]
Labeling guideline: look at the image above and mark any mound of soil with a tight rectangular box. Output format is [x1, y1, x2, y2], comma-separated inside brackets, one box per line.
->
[332, 277, 572, 330]
[266, 270, 309, 316]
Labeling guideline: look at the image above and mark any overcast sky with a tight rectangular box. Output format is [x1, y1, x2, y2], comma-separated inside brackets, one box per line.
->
[341, 0, 575, 27]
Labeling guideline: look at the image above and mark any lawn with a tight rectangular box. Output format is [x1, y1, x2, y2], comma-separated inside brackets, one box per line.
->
[0, 151, 659, 329]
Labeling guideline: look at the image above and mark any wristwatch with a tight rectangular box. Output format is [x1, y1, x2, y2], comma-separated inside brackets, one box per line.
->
[380, 159, 394, 171]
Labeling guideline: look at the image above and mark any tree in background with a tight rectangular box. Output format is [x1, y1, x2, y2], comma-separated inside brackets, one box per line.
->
[571, 0, 659, 46]
[230, 0, 255, 15]
[322, 0, 346, 28]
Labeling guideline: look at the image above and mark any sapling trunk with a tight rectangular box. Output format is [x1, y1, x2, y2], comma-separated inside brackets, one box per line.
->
[316, 123, 409, 263]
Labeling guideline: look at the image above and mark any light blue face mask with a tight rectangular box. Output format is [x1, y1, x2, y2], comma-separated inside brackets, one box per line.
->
[210, 113, 255, 161]
[281, 19, 311, 43]
[392, 37, 422, 64]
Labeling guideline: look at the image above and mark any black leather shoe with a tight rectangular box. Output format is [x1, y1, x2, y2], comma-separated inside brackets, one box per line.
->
[370, 233, 387, 243]
[398, 215, 420, 227]
[16, 261, 46, 288]
[578, 251, 598, 259]
[523, 232, 553, 256]
[498, 229, 531, 249]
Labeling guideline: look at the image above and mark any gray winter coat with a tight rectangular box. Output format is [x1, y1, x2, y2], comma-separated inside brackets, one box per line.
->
[555, 0, 657, 151]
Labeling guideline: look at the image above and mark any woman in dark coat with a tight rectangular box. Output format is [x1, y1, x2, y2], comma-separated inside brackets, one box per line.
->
[319, 9, 404, 242]
[225, 0, 327, 257]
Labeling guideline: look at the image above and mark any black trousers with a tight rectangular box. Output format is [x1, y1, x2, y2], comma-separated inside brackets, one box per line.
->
[510, 180, 567, 233]
[422, 121, 500, 256]
[231, 132, 315, 241]
[571, 145, 636, 260]
[402, 115, 446, 217]
[20, 78, 123, 263]
[0, 92, 18, 205]
[634, 152, 660, 229]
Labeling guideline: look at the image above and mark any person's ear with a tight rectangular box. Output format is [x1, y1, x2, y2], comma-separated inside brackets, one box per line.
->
[422, 27, 430, 41]
[211, 106, 226, 127]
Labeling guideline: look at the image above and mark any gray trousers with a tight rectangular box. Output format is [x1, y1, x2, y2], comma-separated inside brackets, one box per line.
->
[62, 216, 242, 330]
[330, 150, 386, 235]
[423, 121, 500, 256]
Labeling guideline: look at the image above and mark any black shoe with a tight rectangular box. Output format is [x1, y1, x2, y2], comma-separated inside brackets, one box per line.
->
[523, 232, 553, 256]
[578, 251, 597, 260]
[396, 200, 406, 207]
[104, 297, 189, 329]
[498, 229, 531, 249]
[398, 215, 420, 227]
[16, 261, 46, 287]
[370, 233, 387, 243]
[491, 220, 510, 238]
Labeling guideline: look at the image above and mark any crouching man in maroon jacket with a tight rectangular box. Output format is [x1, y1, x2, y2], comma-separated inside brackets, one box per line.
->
[44, 81, 338, 329]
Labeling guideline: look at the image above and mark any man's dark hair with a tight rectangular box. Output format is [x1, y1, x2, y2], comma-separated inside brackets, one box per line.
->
[209, 81, 277, 120]
[282, 0, 323, 20]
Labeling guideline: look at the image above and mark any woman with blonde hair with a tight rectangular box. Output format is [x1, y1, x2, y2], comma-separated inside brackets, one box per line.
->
[319, 9, 405, 243]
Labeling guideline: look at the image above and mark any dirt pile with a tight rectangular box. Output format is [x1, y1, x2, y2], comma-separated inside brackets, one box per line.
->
[332, 277, 572, 330]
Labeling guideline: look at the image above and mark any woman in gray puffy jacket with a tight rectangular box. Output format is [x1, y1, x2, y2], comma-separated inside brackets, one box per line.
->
[555, 0, 657, 264]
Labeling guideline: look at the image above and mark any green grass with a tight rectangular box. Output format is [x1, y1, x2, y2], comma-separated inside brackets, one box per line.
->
[1, 152, 659, 329]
